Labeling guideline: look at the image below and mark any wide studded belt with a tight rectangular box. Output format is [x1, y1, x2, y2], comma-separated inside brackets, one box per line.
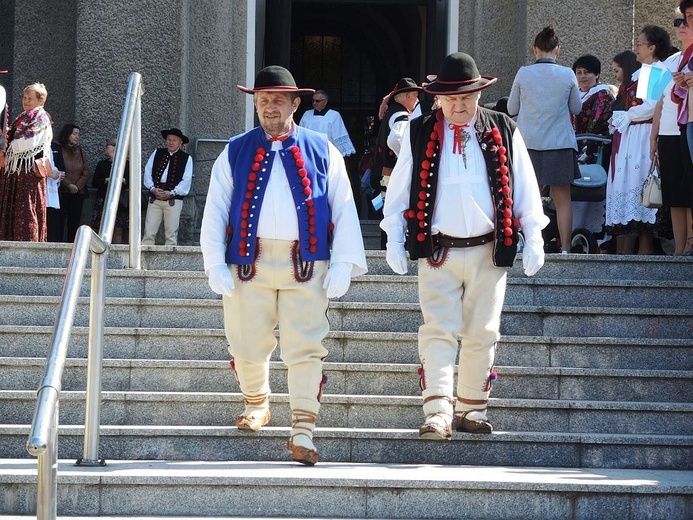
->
[432, 232, 495, 249]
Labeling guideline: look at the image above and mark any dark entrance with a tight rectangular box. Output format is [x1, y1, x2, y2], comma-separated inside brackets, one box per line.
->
[264, 0, 450, 215]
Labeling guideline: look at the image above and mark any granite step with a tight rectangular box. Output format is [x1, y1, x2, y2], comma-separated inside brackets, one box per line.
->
[2, 358, 691, 403]
[1, 391, 690, 435]
[0, 459, 691, 518]
[0, 296, 690, 338]
[1, 425, 691, 470]
[1, 267, 691, 309]
[2, 242, 692, 281]
[1, 326, 690, 370]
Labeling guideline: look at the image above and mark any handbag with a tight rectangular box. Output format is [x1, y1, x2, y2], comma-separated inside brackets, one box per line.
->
[640, 157, 663, 209]
[33, 157, 51, 178]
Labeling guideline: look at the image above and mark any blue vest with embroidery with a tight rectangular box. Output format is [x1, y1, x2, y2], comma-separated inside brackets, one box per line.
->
[225, 126, 332, 265]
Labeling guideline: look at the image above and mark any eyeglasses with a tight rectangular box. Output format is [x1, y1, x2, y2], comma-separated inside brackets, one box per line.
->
[312, 98, 326, 103]
[634, 41, 652, 47]
[674, 18, 687, 27]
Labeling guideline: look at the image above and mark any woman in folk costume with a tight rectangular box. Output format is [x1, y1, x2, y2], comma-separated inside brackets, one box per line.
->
[607, 26, 671, 255]
[572, 54, 615, 160]
[200, 65, 366, 465]
[0, 82, 54, 241]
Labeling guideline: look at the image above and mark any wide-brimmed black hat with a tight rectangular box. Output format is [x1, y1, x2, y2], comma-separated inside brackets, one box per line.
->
[424, 53, 497, 95]
[237, 65, 315, 95]
[389, 77, 422, 97]
[161, 128, 189, 144]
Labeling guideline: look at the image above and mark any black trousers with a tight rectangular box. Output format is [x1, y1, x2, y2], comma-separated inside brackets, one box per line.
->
[57, 192, 85, 243]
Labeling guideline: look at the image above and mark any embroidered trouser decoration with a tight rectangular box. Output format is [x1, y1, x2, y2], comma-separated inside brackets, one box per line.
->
[291, 241, 314, 282]
[237, 237, 261, 281]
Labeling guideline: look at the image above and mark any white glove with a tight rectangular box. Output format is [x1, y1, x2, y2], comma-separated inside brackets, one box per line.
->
[522, 233, 545, 277]
[323, 262, 352, 298]
[207, 264, 235, 297]
[386, 242, 408, 275]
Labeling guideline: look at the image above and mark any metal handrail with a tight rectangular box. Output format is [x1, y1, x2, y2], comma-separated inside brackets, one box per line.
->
[26, 72, 144, 520]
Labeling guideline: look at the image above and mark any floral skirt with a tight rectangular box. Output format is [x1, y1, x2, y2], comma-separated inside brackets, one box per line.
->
[90, 196, 129, 232]
[0, 168, 47, 241]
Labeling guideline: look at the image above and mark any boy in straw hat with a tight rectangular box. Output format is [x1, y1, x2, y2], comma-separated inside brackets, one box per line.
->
[381, 53, 549, 440]
[200, 65, 367, 465]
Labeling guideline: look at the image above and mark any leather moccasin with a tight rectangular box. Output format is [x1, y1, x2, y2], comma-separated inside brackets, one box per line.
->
[418, 421, 452, 440]
[455, 414, 493, 434]
[236, 410, 271, 431]
[287, 439, 319, 466]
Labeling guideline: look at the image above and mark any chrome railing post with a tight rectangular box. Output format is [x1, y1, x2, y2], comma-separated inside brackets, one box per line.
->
[129, 88, 142, 268]
[36, 404, 58, 520]
[77, 249, 107, 466]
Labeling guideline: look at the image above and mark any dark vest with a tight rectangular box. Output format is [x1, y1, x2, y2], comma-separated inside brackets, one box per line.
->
[152, 148, 190, 199]
[370, 101, 410, 191]
[224, 126, 332, 265]
[405, 107, 519, 267]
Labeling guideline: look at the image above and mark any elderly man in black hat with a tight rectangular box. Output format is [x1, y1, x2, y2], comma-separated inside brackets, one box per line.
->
[370, 77, 422, 248]
[381, 53, 549, 440]
[142, 128, 193, 245]
[200, 65, 367, 465]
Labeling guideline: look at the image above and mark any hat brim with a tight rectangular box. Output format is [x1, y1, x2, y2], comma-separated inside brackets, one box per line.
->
[423, 75, 497, 95]
[161, 130, 189, 144]
[389, 86, 423, 97]
[237, 85, 315, 95]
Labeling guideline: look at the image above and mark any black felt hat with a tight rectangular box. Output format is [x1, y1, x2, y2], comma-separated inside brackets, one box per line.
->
[389, 77, 422, 96]
[161, 128, 189, 144]
[237, 65, 315, 95]
[424, 53, 497, 95]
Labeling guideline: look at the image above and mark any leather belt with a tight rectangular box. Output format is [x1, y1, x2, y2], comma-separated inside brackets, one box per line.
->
[432, 232, 495, 249]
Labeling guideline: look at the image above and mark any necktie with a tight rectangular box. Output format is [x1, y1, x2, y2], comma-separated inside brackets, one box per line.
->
[449, 123, 471, 167]
[268, 134, 289, 142]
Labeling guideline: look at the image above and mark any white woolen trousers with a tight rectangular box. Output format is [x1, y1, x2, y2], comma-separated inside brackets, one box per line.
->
[222, 238, 329, 416]
[417, 242, 507, 415]
[142, 198, 184, 245]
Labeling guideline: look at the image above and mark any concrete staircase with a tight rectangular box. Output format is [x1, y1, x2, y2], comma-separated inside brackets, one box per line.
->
[0, 238, 692, 519]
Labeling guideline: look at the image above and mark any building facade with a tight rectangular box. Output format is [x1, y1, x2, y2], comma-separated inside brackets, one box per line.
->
[0, 0, 678, 242]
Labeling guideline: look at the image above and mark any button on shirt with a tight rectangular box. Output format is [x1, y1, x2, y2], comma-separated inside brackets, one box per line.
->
[432, 118, 495, 238]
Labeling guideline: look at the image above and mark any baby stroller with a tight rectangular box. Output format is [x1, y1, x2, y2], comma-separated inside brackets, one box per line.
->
[537, 134, 611, 254]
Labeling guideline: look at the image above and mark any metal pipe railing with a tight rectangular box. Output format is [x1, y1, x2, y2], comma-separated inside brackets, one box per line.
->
[26, 71, 144, 519]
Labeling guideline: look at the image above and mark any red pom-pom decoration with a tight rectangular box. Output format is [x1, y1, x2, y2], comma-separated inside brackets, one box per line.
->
[298, 168, 308, 177]
[309, 236, 318, 245]
[245, 192, 253, 199]
[504, 237, 513, 246]
[503, 227, 513, 237]
[256, 148, 265, 155]
[418, 191, 427, 201]
[421, 160, 431, 170]
[417, 232, 426, 242]
[499, 165, 508, 174]
[417, 201, 426, 210]
[301, 177, 311, 187]
[306, 199, 314, 207]
[251, 163, 261, 171]
[290, 145, 299, 153]
[303, 187, 312, 196]
[430, 131, 438, 140]
[505, 197, 514, 206]
[417, 211, 426, 220]
[420, 170, 429, 179]
[420, 180, 428, 188]
[296, 159, 305, 168]
[254, 154, 264, 163]
[425, 149, 434, 158]
[503, 208, 512, 218]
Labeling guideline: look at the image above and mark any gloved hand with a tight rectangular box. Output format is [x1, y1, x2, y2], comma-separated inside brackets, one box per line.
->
[323, 262, 352, 298]
[522, 234, 545, 277]
[207, 264, 235, 297]
[609, 110, 628, 134]
[615, 113, 631, 134]
[386, 242, 408, 275]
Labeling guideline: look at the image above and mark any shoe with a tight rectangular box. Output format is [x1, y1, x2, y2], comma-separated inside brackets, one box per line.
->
[236, 409, 271, 431]
[287, 439, 319, 466]
[418, 420, 452, 440]
[455, 413, 493, 434]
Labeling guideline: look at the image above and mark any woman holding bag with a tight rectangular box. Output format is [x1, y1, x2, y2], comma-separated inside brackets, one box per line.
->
[0, 82, 54, 241]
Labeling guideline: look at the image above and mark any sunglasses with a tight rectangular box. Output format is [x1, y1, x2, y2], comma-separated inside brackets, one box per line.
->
[674, 18, 687, 27]
[312, 98, 326, 103]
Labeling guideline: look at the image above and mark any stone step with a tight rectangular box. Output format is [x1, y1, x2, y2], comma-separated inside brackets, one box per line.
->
[1, 267, 691, 309]
[0, 459, 691, 518]
[3, 358, 691, 403]
[1, 426, 691, 470]
[2, 241, 691, 281]
[1, 296, 690, 338]
[2, 391, 690, 435]
[1, 326, 690, 370]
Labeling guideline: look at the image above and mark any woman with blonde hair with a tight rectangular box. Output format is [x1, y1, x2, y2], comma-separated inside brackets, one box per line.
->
[0, 82, 55, 241]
